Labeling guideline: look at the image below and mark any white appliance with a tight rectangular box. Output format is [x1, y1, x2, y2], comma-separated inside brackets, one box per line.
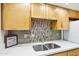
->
[64, 20, 79, 44]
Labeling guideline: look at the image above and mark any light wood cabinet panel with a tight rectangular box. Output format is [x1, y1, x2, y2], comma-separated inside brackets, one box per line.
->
[50, 21, 57, 30]
[76, 49, 79, 56]
[68, 49, 79, 56]
[31, 3, 45, 19]
[3, 3, 31, 30]
[48, 48, 79, 56]
[68, 9, 77, 18]
[77, 12, 79, 18]
[55, 20, 62, 30]
[54, 7, 69, 30]
[75, 49, 79, 56]
[45, 4, 57, 20]
[61, 20, 69, 30]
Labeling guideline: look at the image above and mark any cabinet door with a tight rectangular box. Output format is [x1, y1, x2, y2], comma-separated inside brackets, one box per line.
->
[3, 3, 31, 30]
[61, 20, 69, 30]
[76, 49, 79, 56]
[55, 7, 69, 30]
[68, 9, 77, 18]
[49, 52, 67, 56]
[31, 3, 45, 19]
[45, 4, 57, 20]
[68, 49, 79, 56]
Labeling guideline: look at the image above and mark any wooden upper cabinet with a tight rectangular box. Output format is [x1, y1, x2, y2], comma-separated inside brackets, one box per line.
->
[55, 7, 69, 21]
[45, 4, 57, 20]
[68, 9, 77, 18]
[3, 3, 31, 30]
[55, 7, 69, 30]
[31, 3, 45, 19]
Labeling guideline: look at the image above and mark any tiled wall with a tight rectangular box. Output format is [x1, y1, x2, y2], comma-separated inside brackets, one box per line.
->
[11, 19, 61, 44]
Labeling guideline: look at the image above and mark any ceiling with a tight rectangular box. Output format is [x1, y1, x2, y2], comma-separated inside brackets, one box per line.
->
[50, 3, 79, 11]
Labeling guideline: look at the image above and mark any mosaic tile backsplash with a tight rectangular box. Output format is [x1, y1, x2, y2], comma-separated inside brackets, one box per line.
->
[12, 19, 61, 44]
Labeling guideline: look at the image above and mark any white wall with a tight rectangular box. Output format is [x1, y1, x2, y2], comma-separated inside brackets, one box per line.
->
[64, 20, 79, 44]
[63, 30, 69, 41]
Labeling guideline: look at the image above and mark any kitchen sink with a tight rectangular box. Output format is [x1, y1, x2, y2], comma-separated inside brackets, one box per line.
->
[33, 43, 60, 52]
